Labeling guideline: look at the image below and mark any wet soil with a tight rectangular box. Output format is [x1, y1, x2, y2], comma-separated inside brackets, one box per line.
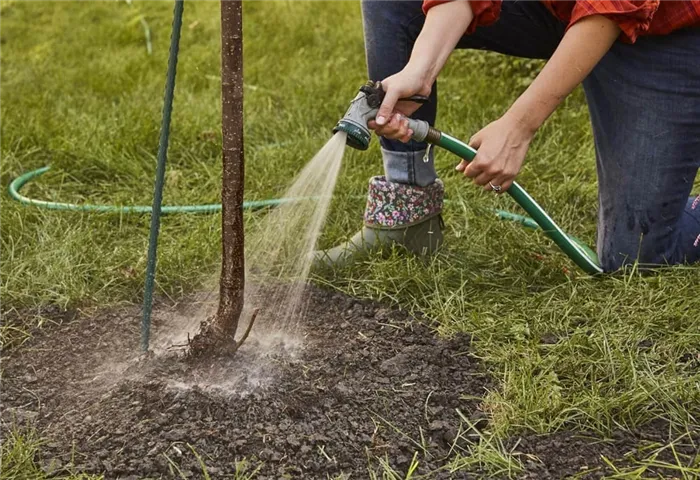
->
[2, 286, 697, 479]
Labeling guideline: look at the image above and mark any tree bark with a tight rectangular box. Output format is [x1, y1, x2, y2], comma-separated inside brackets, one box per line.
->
[216, 0, 245, 336]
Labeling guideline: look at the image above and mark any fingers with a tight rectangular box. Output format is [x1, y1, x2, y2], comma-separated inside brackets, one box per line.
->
[372, 113, 413, 143]
[488, 171, 515, 191]
[460, 130, 515, 192]
[376, 85, 400, 127]
[498, 179, 514, 192]
[468, 155, 509, 186]
[455, 133, 484, 175]
[461, 151, 516, 194]
[454, 118, 530, 193]
[481, 176, 511, 193]
[468, 132, 482, 150]
[470, 164, 514, 193]
[464, 151, 494, 183]
[399, 126, 414, 143]
[453, 132, 480, 173]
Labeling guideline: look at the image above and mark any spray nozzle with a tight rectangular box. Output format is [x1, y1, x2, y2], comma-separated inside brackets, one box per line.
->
[358, 81, 430, 108]
[333, 81, 430, 151]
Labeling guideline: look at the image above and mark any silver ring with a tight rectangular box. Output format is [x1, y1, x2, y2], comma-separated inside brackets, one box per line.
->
[489, 182, 502, 193]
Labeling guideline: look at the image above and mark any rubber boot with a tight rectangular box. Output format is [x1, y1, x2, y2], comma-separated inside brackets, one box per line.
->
[313, 176, 444, 269]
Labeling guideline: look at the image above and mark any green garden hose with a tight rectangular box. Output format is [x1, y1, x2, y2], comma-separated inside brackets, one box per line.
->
[9, 164, 599, 271]
[432, 131, 602, 275]
[7, 166, 295, 213]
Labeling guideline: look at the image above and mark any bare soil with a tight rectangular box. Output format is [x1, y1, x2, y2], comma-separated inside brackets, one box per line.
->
[1, 286, 696, 479]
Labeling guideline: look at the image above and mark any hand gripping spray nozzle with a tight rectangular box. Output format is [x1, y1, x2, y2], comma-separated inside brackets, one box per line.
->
[333, 80, 440, 150]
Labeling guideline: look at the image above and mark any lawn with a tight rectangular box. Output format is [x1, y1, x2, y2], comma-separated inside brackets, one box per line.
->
[1, 1, 699, 479]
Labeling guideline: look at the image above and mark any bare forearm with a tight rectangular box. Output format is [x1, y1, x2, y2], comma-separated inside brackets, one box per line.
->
[508, 15, 621, 133]
[405, 1, 473, 90]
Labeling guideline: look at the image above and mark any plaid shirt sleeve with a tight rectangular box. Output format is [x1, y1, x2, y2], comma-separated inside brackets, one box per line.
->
[568, 1, 660, 43]
[422, 0, 501, 34]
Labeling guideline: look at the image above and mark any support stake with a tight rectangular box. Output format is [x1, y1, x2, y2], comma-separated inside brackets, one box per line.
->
[141, 0, 185, 352]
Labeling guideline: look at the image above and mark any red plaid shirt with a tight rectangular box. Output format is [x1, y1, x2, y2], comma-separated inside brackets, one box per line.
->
[422, 1, 700, 43]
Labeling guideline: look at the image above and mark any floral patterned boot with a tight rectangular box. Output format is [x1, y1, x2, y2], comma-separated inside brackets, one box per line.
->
[313, 176, 444, 269]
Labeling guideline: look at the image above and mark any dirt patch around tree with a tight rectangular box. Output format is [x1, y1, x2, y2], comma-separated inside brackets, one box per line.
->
[2, 285, 697, 479]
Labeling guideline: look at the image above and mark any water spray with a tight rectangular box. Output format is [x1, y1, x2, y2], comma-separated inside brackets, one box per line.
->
[335, 81, 603, 275]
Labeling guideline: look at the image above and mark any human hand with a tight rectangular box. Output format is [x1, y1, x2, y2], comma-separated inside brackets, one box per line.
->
[455, 113, 535, 193]
[367, 66, 431, 143]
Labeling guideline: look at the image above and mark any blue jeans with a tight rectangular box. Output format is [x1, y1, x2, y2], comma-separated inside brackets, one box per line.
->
[362, 0, 700, 271]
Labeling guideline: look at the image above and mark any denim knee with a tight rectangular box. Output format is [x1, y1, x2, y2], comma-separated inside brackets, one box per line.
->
[599, 198, 700, 272]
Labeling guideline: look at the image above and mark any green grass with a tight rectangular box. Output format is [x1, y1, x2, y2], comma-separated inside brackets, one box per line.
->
[0, 427, 102, 480]
[163, 444, 261, 480]
[2, 1, 699, 478]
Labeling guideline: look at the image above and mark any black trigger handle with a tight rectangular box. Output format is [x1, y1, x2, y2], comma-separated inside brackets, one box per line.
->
[360, 81, 429, 107]
[401, 94, 429, 104]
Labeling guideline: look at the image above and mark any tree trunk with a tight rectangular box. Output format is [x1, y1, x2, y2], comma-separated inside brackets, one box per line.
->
[216, 0, 245, 336]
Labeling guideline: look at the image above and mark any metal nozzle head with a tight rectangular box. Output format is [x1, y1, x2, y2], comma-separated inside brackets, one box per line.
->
[333, 119, 370, 151]
[334, 81, 383, 151]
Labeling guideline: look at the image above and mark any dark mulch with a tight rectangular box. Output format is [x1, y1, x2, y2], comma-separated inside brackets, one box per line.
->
[1, 303, 79, 349]
[2, 286, 697, 479]
[512, 420, 699, 479]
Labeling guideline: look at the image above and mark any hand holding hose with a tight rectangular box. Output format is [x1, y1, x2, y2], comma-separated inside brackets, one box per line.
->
[367, 68, 431, 143]
[455, 15, 621, 193]
[456, 113, 534, 193]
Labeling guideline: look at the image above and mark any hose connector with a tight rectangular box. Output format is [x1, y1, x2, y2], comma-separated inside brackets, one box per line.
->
[407, 118, 441, 144]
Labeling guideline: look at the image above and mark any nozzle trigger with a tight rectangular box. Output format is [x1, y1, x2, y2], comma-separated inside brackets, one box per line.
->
[402, 95, 429, 104]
